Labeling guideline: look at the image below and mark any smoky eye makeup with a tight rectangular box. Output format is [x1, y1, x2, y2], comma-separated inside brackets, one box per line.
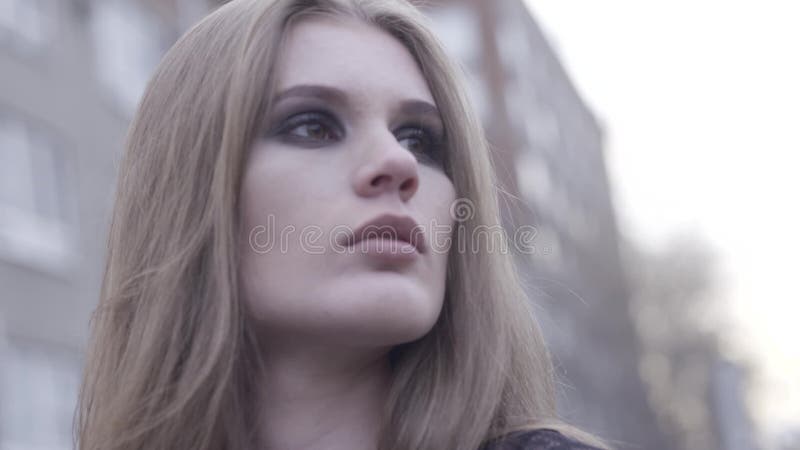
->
[393, 120, 446, 166]
[277, 111, 343, 144]
[262, 102, 345, 143]
[261, 99, 448, 169]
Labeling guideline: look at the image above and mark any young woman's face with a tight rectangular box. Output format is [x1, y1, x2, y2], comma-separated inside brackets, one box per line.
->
[238, 17, 456, 348]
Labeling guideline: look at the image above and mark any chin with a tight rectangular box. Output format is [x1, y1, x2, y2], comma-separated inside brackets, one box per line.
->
[243, 275, 445, 347]
[318, 283, 444, 345]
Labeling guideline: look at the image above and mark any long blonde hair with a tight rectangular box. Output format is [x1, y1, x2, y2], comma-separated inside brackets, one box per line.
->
[76, 0, 611, 449]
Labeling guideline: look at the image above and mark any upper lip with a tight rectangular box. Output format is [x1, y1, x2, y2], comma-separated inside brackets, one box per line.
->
[342, 213, 427, 254]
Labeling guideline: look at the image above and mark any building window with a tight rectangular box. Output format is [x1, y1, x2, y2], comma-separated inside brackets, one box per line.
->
[0, 111, 74, 273]
[90, 0, 166, 115]
[527, 104, 562, 153]
[517, 152, 553, 207]
[425, 4, 490, 123]
[0, 0, 53, 56]
[0, 337, 80, 450]
[533, 223, 563, 270]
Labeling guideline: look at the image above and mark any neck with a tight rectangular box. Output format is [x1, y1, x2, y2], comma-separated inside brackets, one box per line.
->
[254, 340, 393, 450]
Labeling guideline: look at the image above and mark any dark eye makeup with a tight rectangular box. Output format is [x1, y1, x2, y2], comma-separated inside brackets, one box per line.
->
[269, 110, 344, 147]
[264, 109, 447, 168]
[394, 124, 445, 166]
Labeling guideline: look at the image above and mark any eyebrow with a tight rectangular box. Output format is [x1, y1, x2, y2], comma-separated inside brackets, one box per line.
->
[273, 84, 444, 125]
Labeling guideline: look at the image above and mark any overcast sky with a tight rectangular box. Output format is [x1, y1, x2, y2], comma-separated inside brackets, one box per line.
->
[523, 1, 800, 445]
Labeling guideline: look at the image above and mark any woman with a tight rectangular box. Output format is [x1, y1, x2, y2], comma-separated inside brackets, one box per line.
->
[76, 0, 612, 449]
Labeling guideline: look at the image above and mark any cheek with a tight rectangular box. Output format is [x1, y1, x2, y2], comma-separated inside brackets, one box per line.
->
[237, 146, 350, 321]
[419, 171, 457, 253]
[425, 181, 456, 322]
[238, 146, 339, 241]
[438, 183, 458, 225]
[237, 150, 307, 314]
[240, 154, 289, 227]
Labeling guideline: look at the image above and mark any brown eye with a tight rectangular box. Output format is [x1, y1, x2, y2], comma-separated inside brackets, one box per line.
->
[276, 111, 343, 144]
[291, 122, 335, 141]
[396, 127, 444, 167]
[398, 135, 424, 153]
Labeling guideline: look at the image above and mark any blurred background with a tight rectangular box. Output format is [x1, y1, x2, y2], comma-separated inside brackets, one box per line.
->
[0, 0, 797, 449]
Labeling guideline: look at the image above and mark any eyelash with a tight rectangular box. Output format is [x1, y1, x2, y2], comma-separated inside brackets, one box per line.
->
[273, 111, 445, 167]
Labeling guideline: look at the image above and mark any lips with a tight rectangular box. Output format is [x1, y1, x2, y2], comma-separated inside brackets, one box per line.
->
[342, 213, 427, 254]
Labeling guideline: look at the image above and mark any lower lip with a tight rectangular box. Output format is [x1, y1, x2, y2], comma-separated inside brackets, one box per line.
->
[347, 238, 419, 263]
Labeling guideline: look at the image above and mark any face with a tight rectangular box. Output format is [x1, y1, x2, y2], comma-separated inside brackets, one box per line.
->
[238, 17, 456, 348]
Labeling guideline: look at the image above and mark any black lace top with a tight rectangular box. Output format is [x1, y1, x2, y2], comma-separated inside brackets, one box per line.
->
[479, 428, 604, 450]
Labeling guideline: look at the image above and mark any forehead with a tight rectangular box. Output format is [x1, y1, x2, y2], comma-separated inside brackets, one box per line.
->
[275, 16, 436, 106]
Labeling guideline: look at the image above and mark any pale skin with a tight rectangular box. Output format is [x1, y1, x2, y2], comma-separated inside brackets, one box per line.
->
[237, 16, 456, 450]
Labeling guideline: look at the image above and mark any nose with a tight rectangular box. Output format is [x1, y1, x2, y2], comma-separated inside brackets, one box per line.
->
[352, 131, 420, 202]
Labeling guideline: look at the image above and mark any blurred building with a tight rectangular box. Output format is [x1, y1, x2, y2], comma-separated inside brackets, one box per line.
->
[0, 0, 195, 448]
[422, 0, 670, 448]
[0, 0, 669, 449]
[623, 232, 764, 450]
[711, 358, 759, 450]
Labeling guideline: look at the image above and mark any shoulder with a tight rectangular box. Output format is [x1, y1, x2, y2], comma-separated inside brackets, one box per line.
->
[480, 428, 604, 450]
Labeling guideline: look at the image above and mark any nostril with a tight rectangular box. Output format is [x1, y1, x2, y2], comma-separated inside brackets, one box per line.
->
[370, 175, 389, 187]
[400, 178, 416, 192]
